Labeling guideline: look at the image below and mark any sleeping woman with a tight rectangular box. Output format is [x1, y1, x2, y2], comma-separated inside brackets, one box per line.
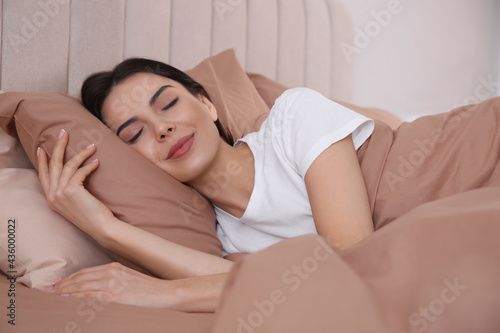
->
[38, 58, 500, 311]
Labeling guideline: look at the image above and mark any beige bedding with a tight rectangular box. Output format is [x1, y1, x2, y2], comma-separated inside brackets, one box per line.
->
[4, 1, 498, 331]
[210, 91, 500, 333]
[2, 97, 499, 332]
[0, 273, 213, 332]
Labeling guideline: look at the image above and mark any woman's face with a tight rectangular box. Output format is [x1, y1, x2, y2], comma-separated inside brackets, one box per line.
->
[101, 72, 222, 183]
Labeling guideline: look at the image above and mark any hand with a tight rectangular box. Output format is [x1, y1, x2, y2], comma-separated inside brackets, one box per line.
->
[44, 262, 172, 308]
[37, 129, 115, 240]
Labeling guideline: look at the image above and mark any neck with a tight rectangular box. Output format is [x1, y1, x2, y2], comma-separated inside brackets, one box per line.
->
[187, 140, 254, 218]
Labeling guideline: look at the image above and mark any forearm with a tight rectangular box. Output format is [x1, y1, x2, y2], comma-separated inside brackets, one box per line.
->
[97, 216, 233, 280]
[163, 273, 228, 312]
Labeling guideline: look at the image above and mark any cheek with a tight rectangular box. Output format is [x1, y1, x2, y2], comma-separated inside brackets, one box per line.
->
[129, 140, 159, 164]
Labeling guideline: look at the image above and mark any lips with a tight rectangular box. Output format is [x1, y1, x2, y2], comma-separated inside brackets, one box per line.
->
[167, 134, 194, 160]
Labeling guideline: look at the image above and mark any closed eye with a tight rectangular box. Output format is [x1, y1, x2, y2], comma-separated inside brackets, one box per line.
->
[162, 97, 179, 111]
[129, 128, 143, 144]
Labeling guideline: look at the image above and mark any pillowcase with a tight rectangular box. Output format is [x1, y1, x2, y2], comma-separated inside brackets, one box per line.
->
[0, 91, 34, 169]
[0, 49, 271, 287]
[0, 168, 113, 289]
[186, 50, 270, 139]
[0, 128, 34, 169]
[0, 91, 223, 273]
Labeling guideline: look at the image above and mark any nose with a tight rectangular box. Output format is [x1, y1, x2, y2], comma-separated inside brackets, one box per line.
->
[155, 121, 175, 142]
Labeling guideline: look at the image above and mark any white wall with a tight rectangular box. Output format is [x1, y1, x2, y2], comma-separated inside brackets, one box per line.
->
[340, 0, 500, 121]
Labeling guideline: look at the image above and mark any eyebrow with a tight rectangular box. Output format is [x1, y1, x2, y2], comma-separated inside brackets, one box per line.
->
[116, 117, 138, 137]
[116, 85, 173, 136]
[149, 85, 173, 107]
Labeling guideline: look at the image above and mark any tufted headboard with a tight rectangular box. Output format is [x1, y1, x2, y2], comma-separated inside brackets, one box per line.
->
[0, 0, 354, 101]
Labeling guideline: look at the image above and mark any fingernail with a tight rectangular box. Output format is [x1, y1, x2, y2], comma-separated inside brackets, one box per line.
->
[86, 143, 95, 150]
[60, 294, 71, 297]
[43, 287, 55, 294]
[37, 147, 40, 156]
[91, 158, 99, 163]
[58, 129, 66, 140]
[52, 278, 62, 285]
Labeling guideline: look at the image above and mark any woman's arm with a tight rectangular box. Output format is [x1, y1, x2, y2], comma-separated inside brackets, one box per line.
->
[304, 134, 374, 250]
[101, 215, 232, 279]
[224, 252, 249, 262]
[48, 262, 228, 311]
[37, 129, 232, 280]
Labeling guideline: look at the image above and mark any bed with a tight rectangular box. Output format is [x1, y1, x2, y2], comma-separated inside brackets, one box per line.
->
[1, 1, 500, 332]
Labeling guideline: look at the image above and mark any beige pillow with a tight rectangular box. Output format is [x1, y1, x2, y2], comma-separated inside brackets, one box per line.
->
[0, 127, 34, 169]
[247, 72, 402, 129]
[0, 168, 113, 289]
[186, 49, 270, 138]
[0, 90, 33, 169]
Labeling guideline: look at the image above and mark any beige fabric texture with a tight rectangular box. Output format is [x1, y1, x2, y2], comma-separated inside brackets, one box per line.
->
[247, 72, 402, 129]
[211, 98, 500, 333]
[0, 168, 113, 289]
[0, 0, 354, 102]
[0, 122, 32, 169]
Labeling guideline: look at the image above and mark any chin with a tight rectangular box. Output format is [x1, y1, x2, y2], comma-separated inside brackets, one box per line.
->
[158, 161, 200, 184]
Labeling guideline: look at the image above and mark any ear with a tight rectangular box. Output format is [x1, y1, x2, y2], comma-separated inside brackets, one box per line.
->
[199, 95, 218, 122]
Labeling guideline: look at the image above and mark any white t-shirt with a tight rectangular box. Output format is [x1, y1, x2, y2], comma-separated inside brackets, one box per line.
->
[215, 87, 375, 254]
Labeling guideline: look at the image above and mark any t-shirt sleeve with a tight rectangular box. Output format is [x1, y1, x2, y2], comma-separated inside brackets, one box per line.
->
[270, 87, 375, 177]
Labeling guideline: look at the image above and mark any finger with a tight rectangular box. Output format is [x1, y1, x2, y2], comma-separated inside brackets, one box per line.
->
[55, 277, 109, 295]
[68, 159, 99, 186]
[57, 263, 114, 285]
[57, 263, 137, 296]
[57, 264, 109, 283]
[54, 271, 107, 294]
[37, 147, 50, 195]
[43, 264, 119, 294]
[61, 291, 113, 303]
[58, 143, 98, 187]
[48, 129, 69, 191]
[55, 263, 127, 290]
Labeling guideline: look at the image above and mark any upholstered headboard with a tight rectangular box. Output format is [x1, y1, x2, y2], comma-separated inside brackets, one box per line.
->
[0, 0, 353, 101]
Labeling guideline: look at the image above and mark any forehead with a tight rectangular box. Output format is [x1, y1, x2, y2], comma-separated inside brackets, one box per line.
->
[101, 72, 180, 129]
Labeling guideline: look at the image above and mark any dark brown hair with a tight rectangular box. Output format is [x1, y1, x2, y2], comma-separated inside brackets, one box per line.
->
[81, 58, 234, 145]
